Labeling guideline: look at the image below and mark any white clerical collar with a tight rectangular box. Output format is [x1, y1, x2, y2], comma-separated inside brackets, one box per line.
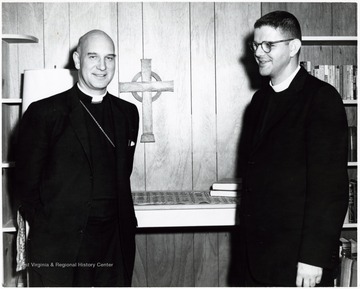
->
[77, 83, 107, 103]
[270, 65, 301, 93]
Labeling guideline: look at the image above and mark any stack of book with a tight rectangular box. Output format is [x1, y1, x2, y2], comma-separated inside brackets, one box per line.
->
[337, 238, 357, 287]
[209, 178, 242, 197]
[300, 61, 357, 100]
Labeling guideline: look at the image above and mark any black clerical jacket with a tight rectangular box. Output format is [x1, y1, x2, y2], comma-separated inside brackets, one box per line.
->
[15, 85, 139, 285]
[238, 67, 349, 285]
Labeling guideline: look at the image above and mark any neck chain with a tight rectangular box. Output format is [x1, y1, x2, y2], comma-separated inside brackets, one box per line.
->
[79, 100, 116, 148]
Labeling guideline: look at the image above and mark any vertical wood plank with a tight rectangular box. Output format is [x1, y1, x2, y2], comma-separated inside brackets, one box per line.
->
[44, 3, 71, 69]
[190, 2, 217, 191]
[194, 232, 218, 286]
[118, 2, 145, 192]
[17, 3, 44, 72]
[143, 2, 192, 191]
[218, 231, 232, 286]
[69, 2, 118, 95]
[215, 2, 260, 179]
[132, 233, 147, 287]
[147, 232, 194, 287]
[141, 5, 193, 285]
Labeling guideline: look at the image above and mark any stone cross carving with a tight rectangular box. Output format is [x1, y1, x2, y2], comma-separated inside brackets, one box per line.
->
[119, 59, 174, 143]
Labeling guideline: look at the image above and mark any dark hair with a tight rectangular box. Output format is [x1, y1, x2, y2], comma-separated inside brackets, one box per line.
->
[254, 11, 302, 40]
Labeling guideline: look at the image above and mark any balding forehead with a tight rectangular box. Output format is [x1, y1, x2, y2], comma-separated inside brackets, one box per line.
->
[77, 30, 114, 52]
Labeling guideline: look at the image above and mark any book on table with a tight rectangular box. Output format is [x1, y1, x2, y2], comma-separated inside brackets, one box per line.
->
[211, 178, 242, 191]
[209, 189, 240, 197]
[209, 178, 242, 197]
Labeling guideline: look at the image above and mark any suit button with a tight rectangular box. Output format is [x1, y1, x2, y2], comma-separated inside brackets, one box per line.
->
[79, 229, 84, 234]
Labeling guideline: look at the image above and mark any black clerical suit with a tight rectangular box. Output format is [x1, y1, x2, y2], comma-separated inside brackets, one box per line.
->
[15, 85, 139, 286]
[238, 67, 349, 286]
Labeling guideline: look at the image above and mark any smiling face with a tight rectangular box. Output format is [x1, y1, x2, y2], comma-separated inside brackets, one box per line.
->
[253, 26, 299, 85]
[73, 31, 116, 95]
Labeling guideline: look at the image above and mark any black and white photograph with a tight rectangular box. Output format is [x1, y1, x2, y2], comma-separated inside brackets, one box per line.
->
[0, 1, 357, 287]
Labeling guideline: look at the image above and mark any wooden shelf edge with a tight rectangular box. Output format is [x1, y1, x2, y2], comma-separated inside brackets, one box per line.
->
[2, 34, 38, 44]
[343, 100, 357, 105]
[2, 219, 16, 233]
[343, 223, 357, 229]
[302, 36, 357, 45]
[1, 98, 22, 104]
[1, 162, 15, 168]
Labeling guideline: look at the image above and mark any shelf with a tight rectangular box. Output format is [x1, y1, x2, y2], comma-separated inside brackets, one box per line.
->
[348, 162, 357, 167]
[343, 223, 357, 229]
[135, 204, 237, 227]
[1, 34, 38, 44]
[1, 98, 22, 104]
[2, 219, 16, 233]
[1, 162, 15, 168]
[343, 100, 357, 105]
[302, 36, 357, 45]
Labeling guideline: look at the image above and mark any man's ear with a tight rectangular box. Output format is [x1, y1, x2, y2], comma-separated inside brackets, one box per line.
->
[289, 39, 301, 58]
[73, 51, 81, 70]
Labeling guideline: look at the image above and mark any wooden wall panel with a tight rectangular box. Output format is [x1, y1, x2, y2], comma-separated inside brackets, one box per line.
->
[143, 2, 192, 191]
[194, 232, 218, 286]
[190, 3, 217, 191]
[132, 234, 147, 286]
[2, 3, 19, 99]
[215, 2, 260, 179]
[141, 4, 194, 287]
[17, 3, 44, 73]
[44, 3, 71, 69]
[118, 2, 145, 192]
[69, 2, 119, 95]
[147, 232, 194, 287]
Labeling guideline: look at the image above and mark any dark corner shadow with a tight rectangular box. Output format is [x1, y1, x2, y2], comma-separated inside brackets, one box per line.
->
[226, 32, 265, 286]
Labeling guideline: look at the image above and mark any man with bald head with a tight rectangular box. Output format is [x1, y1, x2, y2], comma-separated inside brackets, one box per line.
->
[16, 30, 139, 286]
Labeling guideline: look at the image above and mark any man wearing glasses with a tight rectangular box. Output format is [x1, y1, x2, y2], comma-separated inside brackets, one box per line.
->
[238, 11, 348, 287]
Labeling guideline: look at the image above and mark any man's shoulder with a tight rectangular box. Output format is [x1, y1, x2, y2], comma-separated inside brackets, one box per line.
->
[108, 94, 138, 113]
[29, 86, 75, 109]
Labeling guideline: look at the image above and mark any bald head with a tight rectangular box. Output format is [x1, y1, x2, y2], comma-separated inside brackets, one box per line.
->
[73, 30, 116, 95]
[76, 30, 115, 55]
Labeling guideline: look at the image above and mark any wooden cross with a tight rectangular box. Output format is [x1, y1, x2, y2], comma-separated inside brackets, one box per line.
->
[119, 59, 174, 143]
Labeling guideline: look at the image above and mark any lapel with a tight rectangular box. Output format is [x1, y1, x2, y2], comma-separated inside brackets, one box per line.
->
[251, 67, 308, 154]
[109, 95, 128, 176]
[67, 86, 93, 173]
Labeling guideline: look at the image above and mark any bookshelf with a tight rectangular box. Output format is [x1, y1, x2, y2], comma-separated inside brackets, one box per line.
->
[1, 34, 38, 287]
[301, 37, 358, 286]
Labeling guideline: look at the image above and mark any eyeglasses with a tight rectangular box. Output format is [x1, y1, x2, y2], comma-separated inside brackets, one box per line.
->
[249, 38, 294, 53]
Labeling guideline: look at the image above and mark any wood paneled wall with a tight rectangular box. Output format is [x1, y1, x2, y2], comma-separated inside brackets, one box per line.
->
[2, 2, 357, 287]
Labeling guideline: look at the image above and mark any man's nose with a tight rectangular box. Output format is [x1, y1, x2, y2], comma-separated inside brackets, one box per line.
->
[97, 58, 106, 70]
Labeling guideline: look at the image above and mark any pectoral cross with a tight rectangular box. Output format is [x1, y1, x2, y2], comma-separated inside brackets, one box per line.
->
[119, 59, 174, 143]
